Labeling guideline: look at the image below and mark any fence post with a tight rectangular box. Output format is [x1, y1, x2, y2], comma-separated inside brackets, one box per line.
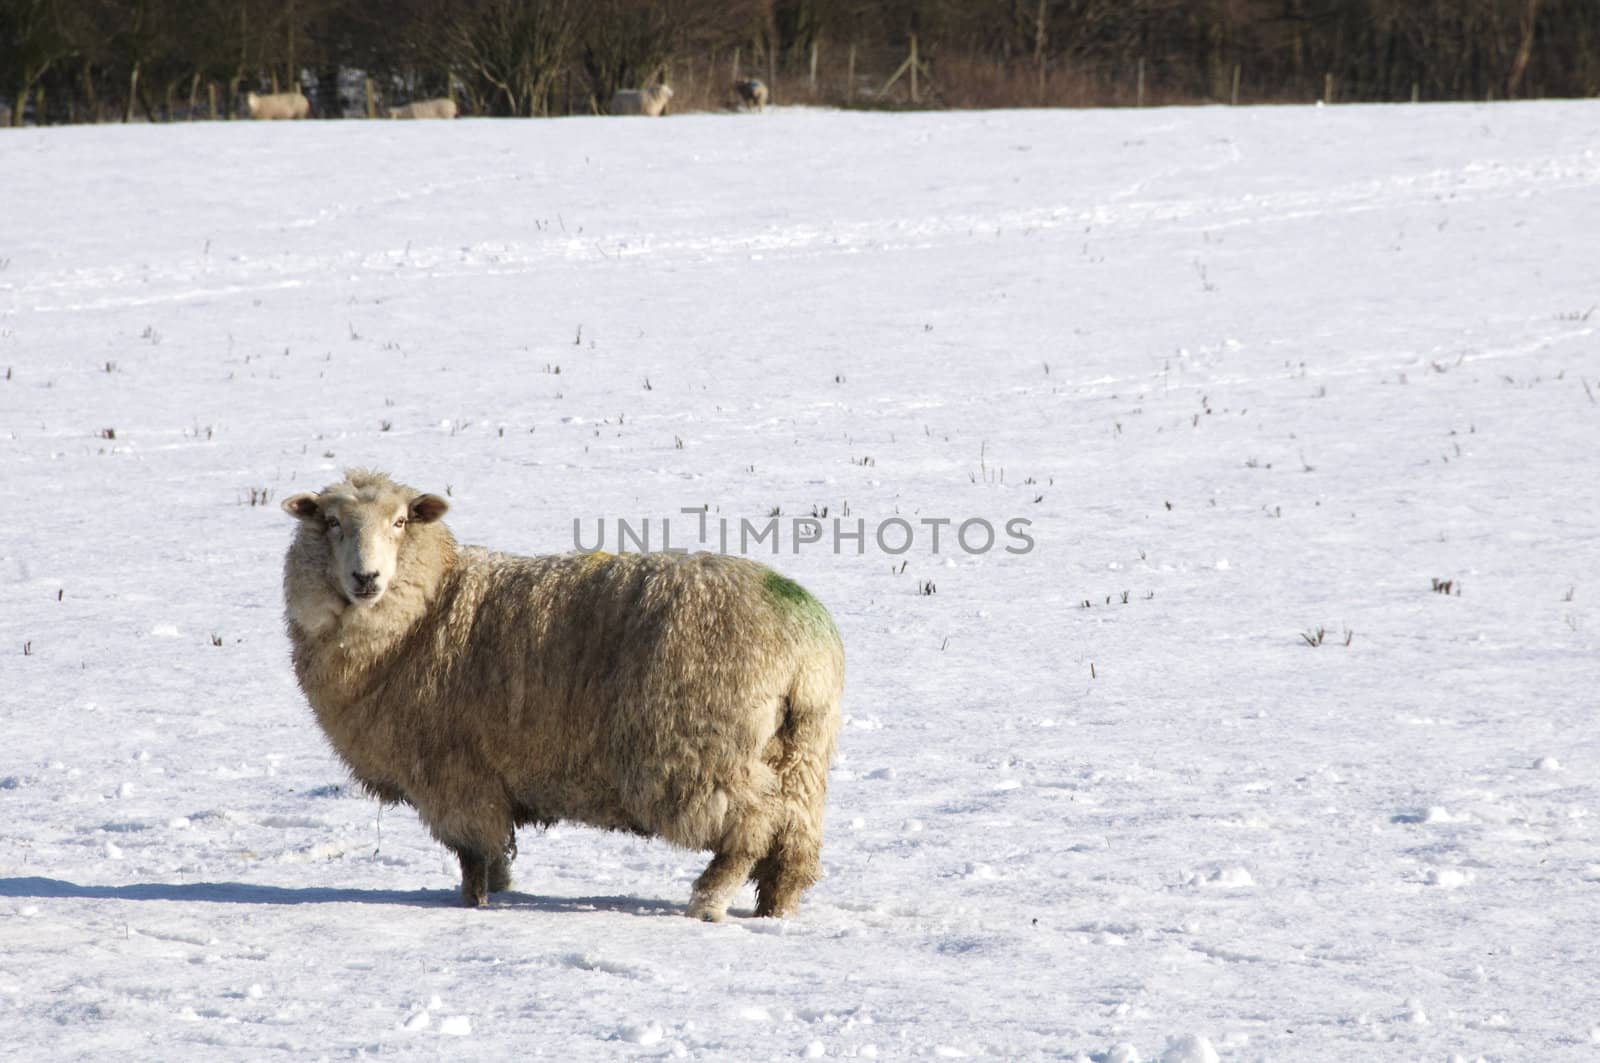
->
[910, 35, 919, 104]
[846, 43, 856, 103]
[208, 83, 218, 119]
[124, 63, 140, 122]
[1411, 81, 1419, 103]
[1137, 57, 1146, 107]
[809, 40, 819, 95]
[365, 78, 376, 118]
[1231, 63, 1241, 105]
[1323, 71, 1334, 103]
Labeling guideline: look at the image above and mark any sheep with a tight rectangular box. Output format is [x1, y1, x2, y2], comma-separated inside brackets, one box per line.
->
[734, 78, 769, 111]
[389, 98, 458, 120]
[281, 470, 844, 921]
[610, 84, 674, 117]
[246, 90, 310, 120]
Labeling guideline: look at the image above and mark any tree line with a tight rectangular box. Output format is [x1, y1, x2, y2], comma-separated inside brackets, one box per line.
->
[3, 0, 1596, 125]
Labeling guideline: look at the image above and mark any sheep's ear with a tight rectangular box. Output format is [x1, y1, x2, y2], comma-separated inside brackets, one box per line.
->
[282, 493, 321, 521]
[409, 494, 449, 524]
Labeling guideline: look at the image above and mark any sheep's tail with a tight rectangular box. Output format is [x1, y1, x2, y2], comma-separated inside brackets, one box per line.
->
[757, 639, 843, 911]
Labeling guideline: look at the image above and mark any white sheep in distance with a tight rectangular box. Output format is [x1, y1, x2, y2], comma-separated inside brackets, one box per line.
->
[389, 98, 458, 119]
[610, 84, 673, 116]
[246, 90, 310, 120]
[734, 78, 769, 111]
[281, 470, 845, 920]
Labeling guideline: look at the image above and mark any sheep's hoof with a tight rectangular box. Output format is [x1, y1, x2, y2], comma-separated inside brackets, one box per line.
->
[685, 902, 726, 923]
[460, 886, 490, 908]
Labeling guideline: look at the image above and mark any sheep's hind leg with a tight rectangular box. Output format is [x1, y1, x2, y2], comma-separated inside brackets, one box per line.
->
[687, 852, 757, 922]
[752, 829, 822, 918]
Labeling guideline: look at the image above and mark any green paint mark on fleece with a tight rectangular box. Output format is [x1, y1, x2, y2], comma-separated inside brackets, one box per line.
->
[763, 569, 840, 640]
[764, 570, 819, 610]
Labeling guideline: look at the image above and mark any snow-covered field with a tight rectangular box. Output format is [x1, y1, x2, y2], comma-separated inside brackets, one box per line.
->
[3, 101, 1598, 1060]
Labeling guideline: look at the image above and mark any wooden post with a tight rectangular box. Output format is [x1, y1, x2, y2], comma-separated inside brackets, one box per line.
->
[1033, 0, 1047, 102]
[1136, 57, 1145, 107]
[365, 77, 376, 118]
[732, 46, 740, 85]
[846, 43, 856, 103]
[1323, 71, 1334, 103]
[910, 35, 919, 104]
[1231, 63, 1241, 105]
[809, 40, 819, 95]
[1411, 81, 1419, 103]
[188, 72, 201, 119]
[80, 59, 97, 122]
[208, 82, 218, 119]
[35, 84, 45, 124]
[877, 54, 912, 102]
[766, 45, 776, 103]
[124, 63, 140, 123]
[285, 0, 296, 98]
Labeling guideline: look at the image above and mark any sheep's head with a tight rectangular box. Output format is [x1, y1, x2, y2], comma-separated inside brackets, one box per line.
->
[282, 471, 448, 609]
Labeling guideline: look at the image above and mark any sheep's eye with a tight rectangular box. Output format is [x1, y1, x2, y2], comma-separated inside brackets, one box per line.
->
[324, 517, 340, 531]
[393, 517, 407, 529]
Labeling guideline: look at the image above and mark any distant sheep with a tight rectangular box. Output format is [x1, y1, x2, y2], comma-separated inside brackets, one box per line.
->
[610, 84, 674, 116]
[282, 470, 844, 920]
[734, 78, 768, 111]
[389, 98, 458, 120]
[246, 91, 310, 120]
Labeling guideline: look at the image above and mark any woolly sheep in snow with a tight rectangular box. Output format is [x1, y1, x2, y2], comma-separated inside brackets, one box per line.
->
[389, 98, 458, 120]
[281, 470, 844, 920]
[734, 78, 768, 111]
[246, 91, 310, 120]
[610, 84, 674, 116]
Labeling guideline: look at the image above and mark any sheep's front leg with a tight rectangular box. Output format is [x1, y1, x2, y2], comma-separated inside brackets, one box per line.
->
[427, 800, 516, 907]
[486, 848, 513, 894]
[687, 852, 758, 922]
[450, 836, 515, 907]
[455, 848, 492, 908]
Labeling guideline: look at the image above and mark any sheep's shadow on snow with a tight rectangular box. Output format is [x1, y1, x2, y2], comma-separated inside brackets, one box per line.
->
[0, 876, 683, 916]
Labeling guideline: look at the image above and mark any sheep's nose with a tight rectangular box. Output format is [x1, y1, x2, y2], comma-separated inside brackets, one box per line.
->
[352, 570, 380, 588]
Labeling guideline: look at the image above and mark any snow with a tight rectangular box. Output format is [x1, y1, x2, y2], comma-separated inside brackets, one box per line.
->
[2, 100, 1599, 1058]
